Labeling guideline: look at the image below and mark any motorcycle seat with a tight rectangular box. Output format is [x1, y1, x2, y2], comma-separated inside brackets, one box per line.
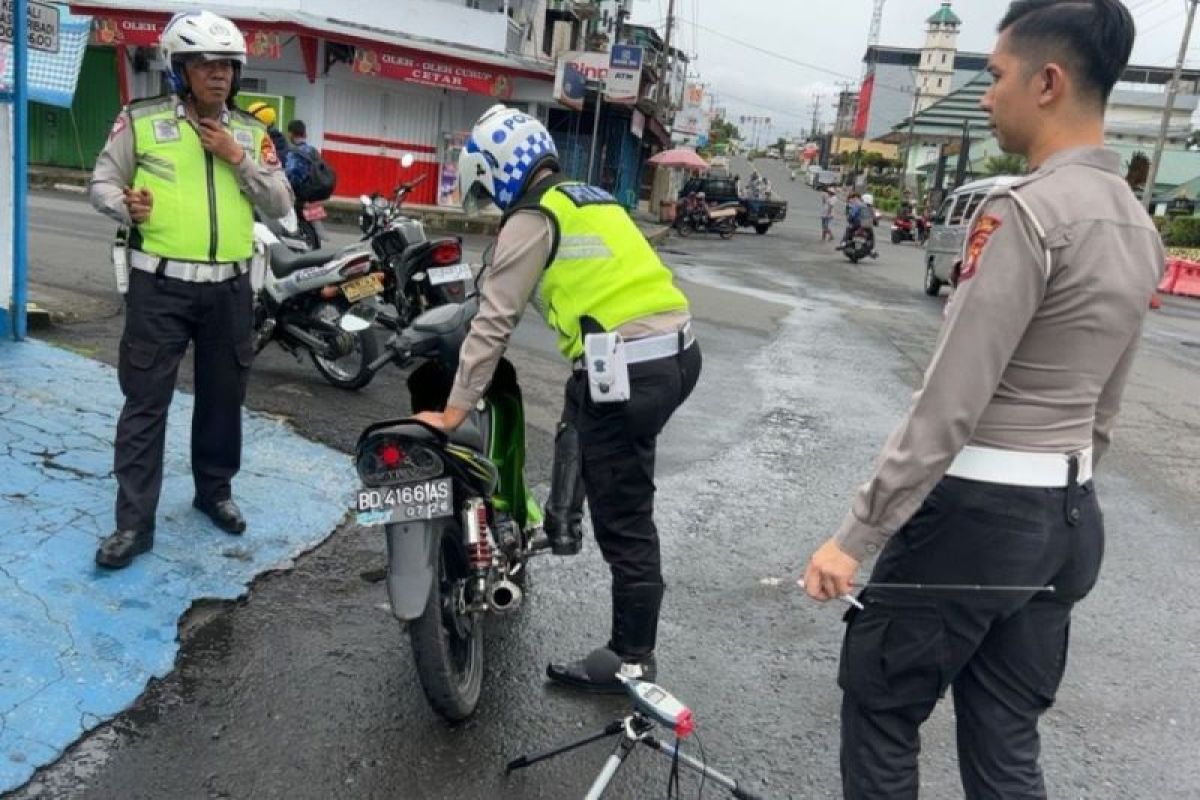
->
[449, 418, 485, 452]
[268, 243, 341, 278]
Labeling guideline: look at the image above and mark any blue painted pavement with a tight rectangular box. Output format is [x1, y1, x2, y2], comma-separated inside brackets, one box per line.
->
[0, 339, 355, 792]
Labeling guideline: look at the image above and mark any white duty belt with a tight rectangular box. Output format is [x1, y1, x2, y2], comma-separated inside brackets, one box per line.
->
[946, 445, 1093, 488]
[573, 322, 695, 370]
[129, 250, 246, 283]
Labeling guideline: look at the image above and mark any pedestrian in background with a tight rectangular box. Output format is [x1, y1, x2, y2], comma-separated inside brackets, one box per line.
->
[89, 11, 292, 569]
[820, 187, 837, 241]
[804, 1, 1161, 797]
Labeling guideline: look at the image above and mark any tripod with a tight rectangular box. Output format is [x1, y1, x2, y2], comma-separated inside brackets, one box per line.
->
[506, 711, 763, 800]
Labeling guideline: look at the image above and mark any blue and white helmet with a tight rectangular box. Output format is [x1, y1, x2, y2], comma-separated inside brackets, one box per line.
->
[458, 104, 558, 213]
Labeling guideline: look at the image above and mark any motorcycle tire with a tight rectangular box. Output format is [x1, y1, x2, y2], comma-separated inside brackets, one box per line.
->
[310, 328, 380, 390]
[297, 218, 321, 250]
[754, 223, 770, 235]
[719, 220, 736, 239]
[409, 526, 484, 722]
[674, 218, 693, 237]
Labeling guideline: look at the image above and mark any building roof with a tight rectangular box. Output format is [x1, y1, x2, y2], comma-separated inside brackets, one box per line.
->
[881, 69, 992, 143]
[927, 2, 961, 27]
[69, 0, 554, 76]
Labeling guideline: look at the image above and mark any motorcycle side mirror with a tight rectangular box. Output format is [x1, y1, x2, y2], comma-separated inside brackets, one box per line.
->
[339, 304, 378, 333]
[400, 153, 415, 169]
[359, 194, 371, 207]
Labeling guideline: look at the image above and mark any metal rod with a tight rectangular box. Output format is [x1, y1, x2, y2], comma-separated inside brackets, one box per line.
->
[1143, 0, 1199, 208]
[12, 0, 31, 340]
[858, 582, 1055, 593]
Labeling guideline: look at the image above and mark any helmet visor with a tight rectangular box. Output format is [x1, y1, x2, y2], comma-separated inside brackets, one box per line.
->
[462, 181, 494, 215]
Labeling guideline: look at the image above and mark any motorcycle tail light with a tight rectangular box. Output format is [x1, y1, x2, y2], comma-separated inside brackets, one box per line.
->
[431, 241, 461, 266]
[356, 435, 445, 487]
[339, 255, 372, 278]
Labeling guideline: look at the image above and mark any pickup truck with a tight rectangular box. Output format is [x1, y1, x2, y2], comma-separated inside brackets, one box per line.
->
[679, 176, 788, 234]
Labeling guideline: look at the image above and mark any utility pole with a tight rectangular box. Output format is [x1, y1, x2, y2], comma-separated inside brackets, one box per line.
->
[656, 0, 677, 112]
[810, 93, 822, 139]
[614, 0, 630, 45]
[1143, 0, 1199, 209]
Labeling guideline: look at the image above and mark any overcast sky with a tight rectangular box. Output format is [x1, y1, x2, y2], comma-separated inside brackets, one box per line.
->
[628, 0, 1196, 141]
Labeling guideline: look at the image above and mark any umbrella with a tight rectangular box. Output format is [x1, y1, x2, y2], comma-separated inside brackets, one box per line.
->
[647, 148, 709, 170]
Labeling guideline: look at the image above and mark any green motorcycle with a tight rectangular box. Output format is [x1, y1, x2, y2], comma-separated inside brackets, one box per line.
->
[349, 299, 543, 721]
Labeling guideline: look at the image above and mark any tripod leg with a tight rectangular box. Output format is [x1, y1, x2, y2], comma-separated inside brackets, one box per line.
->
[642, 736, 764, 800]
[506, 720, 625, 774]
[583, 735, 639, 800]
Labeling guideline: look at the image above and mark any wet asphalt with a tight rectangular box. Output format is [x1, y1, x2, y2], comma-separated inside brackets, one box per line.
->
[13, 160, 1200, 799]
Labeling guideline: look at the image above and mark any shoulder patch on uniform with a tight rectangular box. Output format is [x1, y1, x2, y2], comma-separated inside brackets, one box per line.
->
[960, 215, 1002, 283]
[558, 184, 618, 208]
[260, 135, 280, 167]
[108, 113, 129, 141]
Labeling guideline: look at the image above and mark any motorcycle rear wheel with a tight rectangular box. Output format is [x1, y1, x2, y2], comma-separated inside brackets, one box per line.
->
[310, 329, 380, 390]
[409, 526, 484, 722]
[719, 219, 736, 239]
[674, 217, 693, 237]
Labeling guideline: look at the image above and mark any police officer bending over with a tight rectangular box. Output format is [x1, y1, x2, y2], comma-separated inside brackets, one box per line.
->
[90, 11, 292, 569]
[413, 105, 702, 693]
[804, 2, 1161, 797]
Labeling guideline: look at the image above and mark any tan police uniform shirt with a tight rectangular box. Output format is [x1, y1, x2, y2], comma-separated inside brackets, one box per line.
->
[835, 147, 1164, 561]
[90, 99, 293, 228]
[446, 210, 691, 412]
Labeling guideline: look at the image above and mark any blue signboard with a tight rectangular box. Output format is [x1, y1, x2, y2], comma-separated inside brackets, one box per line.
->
[610, 44, 643, 71]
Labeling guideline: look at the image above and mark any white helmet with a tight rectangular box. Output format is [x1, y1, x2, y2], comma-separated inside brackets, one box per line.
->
[862, 192, 875, 206]
[160, 11, 247, 96]
[458, 104, 559, 212]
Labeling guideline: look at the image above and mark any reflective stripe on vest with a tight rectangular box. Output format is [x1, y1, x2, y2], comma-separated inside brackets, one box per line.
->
[536, 183, 689, 360]
[130, 99, 261, 263]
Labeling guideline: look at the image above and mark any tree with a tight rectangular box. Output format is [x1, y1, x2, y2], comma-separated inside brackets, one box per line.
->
[709, 118, 741, 148]
[775, 137, 788, 155]
[1124, 151, 1150, 192]
[983, 154, 1028, 176]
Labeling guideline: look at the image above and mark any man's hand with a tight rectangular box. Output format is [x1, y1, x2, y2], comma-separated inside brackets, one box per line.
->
[124, 187, 153, 224]
[197, 119, 245, 165]
[802, 538, 861, 602]
[411, 405, 469, 432]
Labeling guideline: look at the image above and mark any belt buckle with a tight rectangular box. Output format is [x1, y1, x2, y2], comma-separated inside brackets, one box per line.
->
[196, 263, 216, 282]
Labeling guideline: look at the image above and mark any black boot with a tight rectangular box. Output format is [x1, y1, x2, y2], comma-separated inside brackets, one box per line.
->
[546, 582, 665, 694]
[543, 422, 586, 556]
[95, 529, 154, 569]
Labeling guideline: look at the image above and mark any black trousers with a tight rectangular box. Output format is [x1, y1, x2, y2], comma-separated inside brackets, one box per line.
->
[839, 475, 1104, 800]
[561, 342, 702, 586]
[114, 269, 254, 532]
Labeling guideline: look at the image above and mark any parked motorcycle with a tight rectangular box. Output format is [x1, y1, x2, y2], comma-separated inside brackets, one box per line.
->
[346, 298, 542, 721]
[249, 221, 383, 390]
[358, 164, 473, 330]
[673, 192, 737, 239]
[890, 211, 928, 245]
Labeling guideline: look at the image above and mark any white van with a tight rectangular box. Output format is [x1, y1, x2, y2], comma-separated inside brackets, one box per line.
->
[923, 175, 1020, 296]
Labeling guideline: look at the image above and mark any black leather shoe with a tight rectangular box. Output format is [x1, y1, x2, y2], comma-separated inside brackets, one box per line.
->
[193, 497, 246, 534]
[95, 529, 154, 569]
[546, 647, 656, 695]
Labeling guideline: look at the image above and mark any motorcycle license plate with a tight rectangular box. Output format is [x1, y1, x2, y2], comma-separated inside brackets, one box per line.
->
[341, 273, 383, 302]
[427, 263, 472, 286]
[302, 204, 327, 221]
[356, 478, 453, 527]
[758, 217, 769, 224]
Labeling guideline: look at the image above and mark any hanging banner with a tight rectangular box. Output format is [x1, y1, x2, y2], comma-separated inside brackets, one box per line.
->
[89, 14, 286, 60]
[439, 131, 468, 207]
[1, 3, 89, 107]
[352, 47, 514, 99]
[553, 49, 642, 109]
[606, 44, 642, 105]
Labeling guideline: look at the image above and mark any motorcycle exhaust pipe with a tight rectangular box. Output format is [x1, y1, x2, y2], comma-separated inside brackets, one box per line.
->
[488, 579, 523, 614]
[281, 323, 338, 357]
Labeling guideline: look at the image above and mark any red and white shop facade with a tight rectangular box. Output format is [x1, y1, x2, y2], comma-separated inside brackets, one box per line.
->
[70, 4, 556, 205]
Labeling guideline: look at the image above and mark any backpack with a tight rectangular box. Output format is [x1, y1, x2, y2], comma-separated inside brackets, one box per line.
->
[290, 146, 337, 202]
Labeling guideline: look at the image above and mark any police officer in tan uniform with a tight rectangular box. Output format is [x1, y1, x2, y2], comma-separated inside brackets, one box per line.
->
[804, 2, 1162, 797]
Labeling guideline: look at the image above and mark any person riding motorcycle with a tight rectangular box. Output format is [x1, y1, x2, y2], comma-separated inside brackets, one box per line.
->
[838, 191, 877, 255]
[412, 104, 702, 694]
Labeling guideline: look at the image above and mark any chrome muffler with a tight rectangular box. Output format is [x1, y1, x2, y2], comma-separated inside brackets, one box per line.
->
[487, 579, 523, 614]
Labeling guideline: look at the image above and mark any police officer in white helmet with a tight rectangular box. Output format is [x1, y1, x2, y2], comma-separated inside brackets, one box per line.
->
[89, 11, 292, 569]
[413, 105, 702, 693]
